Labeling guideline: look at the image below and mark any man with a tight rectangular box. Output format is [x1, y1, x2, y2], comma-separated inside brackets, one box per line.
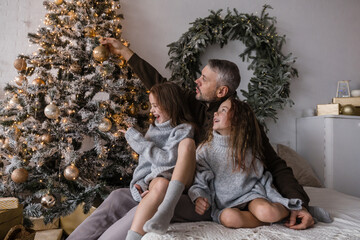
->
[68, 38, 314, 240]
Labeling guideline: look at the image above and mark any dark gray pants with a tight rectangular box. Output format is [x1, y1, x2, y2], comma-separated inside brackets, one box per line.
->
[67, 188, 211, 240]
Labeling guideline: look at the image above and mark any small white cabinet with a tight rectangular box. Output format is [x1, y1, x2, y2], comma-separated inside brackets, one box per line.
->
[296, 115, 360, 198]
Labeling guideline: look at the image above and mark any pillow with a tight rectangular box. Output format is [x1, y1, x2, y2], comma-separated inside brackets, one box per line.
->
[277, 144, 323, 188]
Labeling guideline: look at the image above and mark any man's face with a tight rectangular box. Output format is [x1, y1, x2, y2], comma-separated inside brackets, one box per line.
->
[194, 65, 219, 102]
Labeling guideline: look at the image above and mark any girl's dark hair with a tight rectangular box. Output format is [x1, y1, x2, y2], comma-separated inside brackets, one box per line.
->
[228, 96, 263, 172]
[149, 82, 195, 128]
[200, 96, 263, 172]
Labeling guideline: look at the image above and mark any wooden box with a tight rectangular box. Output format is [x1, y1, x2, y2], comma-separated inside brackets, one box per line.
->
[317, 103, 340, 116]
[332, 97, 360, 107]
[0, 205, 23, 239]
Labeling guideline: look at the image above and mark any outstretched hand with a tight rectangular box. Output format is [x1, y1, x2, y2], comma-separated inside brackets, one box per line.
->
[284, 207, 315, 230]
[195, 197, 210, 215]
[99, 37, 134, 60]
[99, 37, 123, 56]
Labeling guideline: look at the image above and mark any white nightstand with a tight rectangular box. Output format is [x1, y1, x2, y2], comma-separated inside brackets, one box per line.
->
[296, 115, 360, 198]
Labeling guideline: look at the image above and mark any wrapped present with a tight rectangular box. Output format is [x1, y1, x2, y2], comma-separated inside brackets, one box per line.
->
[30, 217, 59, 231]
[34, 229, 63, 240]
[60, 203, 96, 235]
[0, 205, 23, 240]
[317, 103, 340, 116]
[0, 197, 19, 210]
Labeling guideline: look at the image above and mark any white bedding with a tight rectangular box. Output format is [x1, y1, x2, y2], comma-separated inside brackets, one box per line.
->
[143, 187, 360, 240]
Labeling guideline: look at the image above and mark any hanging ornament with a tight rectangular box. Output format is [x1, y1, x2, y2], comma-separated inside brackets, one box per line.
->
[84, 27, 96, 38]
[64, 164, 80, 181]
[40, 134, 52, 144]
[54, 0, 63, 5]
[98, 118, 112, 132]
[92, 45, 109, 62]
[11, 168, 29, 183]
[14, 75, 27, 86]
[32, 77, 45, 86]
[44, 103, 60, 119]
[141, 102, 149, 110]
[41, 194, 56, 208]
[341, 104, 355, 115]
[128, 103, 138, 115]
[13, 58, 27, 71]
[70, 63, 82, 73]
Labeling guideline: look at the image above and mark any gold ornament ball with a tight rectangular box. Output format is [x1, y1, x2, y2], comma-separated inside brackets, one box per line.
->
[341, 104, 355, 115]
[41, 194, 56, 208]
[93, 45, 109, 62]
[98, 118, 112, 132]
[54, 0, 63, 5]
[44, 103, 60, 119]
[64, 165, 80, 181]
[14, 75, 27, 86]
[11, 168, 29, 183]
[70, 63, 82, 73]
[32, 78, 46, 86]
[41, 134, 52, 144]
[13, 59, 27, 71]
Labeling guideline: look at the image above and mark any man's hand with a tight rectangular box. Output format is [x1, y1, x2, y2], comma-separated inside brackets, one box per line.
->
[284, 207, 315, 230]
[99, 37, 134, 60]
[195, 197, 210, 215]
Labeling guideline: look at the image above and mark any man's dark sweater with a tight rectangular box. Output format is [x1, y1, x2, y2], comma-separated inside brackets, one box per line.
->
[127, 53, 310, 209]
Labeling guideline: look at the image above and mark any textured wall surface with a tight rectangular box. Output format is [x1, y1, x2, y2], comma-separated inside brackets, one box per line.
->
[1, 0, 360, 148]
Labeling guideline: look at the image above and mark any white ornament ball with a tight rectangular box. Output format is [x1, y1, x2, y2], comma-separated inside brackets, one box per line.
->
[41, 194, 56, 208]
[14, 75, 27, 86]
[44, 103, 60, 119]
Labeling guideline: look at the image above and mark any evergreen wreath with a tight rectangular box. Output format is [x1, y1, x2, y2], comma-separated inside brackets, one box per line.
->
[166, 5, 298, 125]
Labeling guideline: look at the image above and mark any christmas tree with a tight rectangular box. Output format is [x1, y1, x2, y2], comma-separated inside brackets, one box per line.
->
[0, 0, 150, 223]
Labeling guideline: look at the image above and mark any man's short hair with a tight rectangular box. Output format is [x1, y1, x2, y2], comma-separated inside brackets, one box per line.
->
[208, 59, 241, 95]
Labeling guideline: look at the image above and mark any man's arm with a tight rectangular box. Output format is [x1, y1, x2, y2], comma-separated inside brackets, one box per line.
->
[100, 37, 167, 90]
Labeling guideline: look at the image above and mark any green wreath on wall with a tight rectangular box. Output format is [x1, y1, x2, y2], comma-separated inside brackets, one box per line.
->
[166, 5, 298, 126]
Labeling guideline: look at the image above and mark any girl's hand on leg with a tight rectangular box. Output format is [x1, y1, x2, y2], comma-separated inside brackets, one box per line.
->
[195, 197, 209, 215]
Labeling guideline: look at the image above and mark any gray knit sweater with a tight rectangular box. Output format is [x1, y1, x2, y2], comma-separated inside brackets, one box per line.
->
[188, 131, 302, 223]
[125, 120, 194, 202]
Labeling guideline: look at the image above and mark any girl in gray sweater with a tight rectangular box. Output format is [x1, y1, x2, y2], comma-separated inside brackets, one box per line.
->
[188, 96, 302, 228]
[123, 82, 196, 240]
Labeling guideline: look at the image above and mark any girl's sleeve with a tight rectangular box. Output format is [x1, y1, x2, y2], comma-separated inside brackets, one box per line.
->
[188, 150, 214, 203]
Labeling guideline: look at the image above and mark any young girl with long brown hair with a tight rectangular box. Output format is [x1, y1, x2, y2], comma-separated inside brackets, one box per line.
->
[188, 96, 302, 228]
[123, 82, 196, 239]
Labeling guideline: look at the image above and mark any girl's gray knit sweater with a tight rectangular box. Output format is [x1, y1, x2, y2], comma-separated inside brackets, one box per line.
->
[188, 131, 302, 223]
[125, 120, 194, 202]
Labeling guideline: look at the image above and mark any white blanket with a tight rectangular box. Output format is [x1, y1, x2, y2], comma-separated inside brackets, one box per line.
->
[143, 187, 360, 239]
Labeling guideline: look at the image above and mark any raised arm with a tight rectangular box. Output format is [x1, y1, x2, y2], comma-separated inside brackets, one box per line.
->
[100, 37, 167, 90]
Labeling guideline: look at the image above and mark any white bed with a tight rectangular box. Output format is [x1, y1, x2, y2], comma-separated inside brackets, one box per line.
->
[143, 144, 360, 240]
[143, 186, 360, 240]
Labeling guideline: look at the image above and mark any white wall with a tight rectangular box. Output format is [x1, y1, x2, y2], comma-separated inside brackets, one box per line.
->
[1, 0, 360, 148]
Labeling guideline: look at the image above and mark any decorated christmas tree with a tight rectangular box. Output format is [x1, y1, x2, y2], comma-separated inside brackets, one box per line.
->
[0, 0, 150, 223]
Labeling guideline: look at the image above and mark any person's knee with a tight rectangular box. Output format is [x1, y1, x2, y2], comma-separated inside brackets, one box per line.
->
[220, 209, 243, 228]
[251, 202, 280, 223]
[151, 178, 169, 195]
